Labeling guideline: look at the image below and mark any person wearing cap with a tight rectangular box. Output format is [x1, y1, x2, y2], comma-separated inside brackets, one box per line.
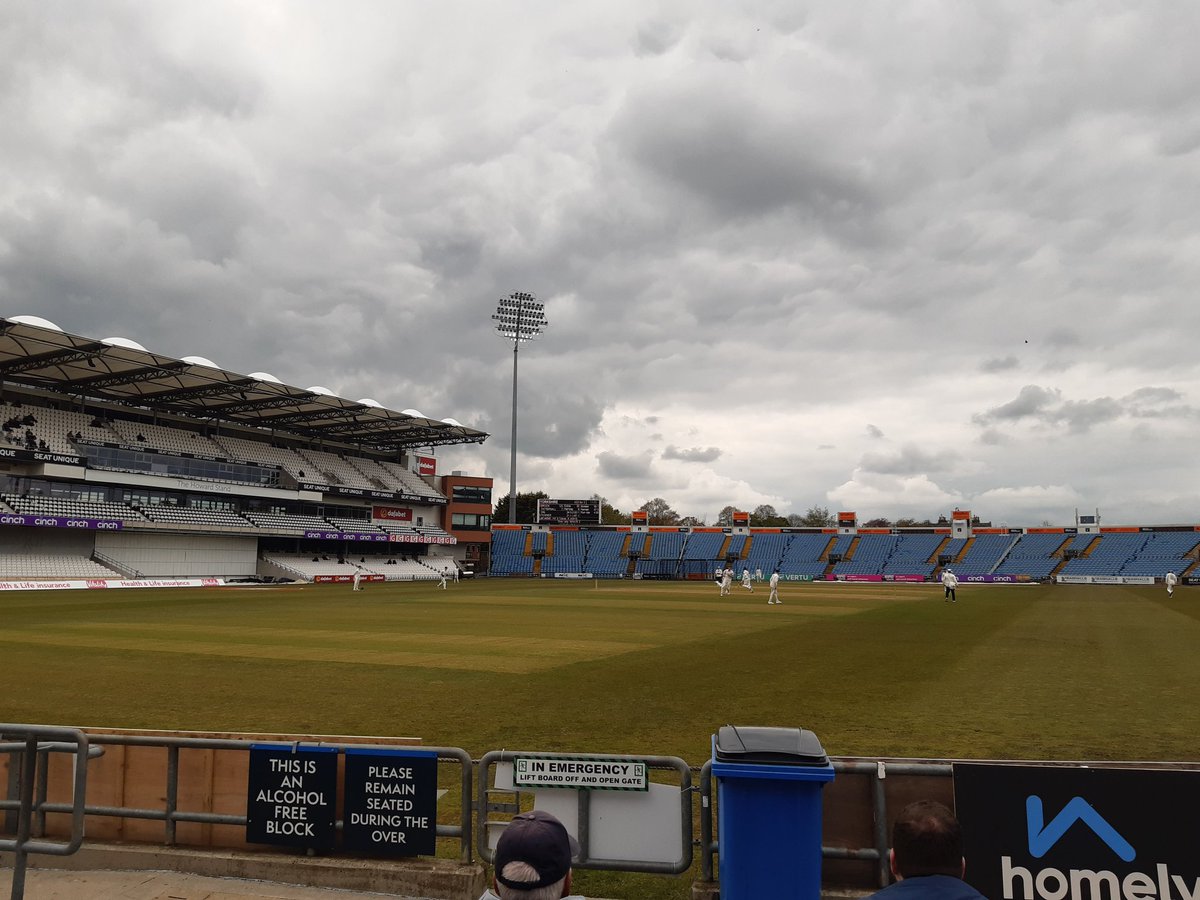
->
[941, 567, 958, 603]
[868, 800, 985, 899]
[481, 809, 584, 900]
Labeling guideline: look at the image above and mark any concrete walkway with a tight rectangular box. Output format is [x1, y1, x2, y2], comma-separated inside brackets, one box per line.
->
[0, 868, 413, 900]
[0, 844, 486, 900]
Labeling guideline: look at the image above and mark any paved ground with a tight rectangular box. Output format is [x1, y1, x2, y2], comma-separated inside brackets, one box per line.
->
[0, 868, 412, 900]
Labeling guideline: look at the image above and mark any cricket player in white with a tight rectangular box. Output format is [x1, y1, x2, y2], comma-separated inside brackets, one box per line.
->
[941, 567, 958, 602]
[741, 568, 754, 592]
[768, 570, 780, 604]
[1166, 571, 1178, 597]
[352, 567, 363, 591]
[439, 568, 449, 589]
[720, 567, 732, 596]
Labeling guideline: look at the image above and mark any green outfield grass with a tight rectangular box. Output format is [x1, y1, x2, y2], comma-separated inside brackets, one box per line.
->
[2, 577, 1198, 761]
[2, 577, 1198, 898]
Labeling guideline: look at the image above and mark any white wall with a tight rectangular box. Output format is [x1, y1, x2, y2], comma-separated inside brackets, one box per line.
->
[95, 532, 258, 576]
[0, 527, 94, 555]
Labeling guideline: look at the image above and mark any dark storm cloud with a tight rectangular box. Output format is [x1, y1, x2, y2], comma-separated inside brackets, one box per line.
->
[975, 386, 1060, 423]
[980, 355, 1019, 373]
[6, 1, 1200, 526]
[859, 444, 957, 477]
[973, 384, 1191, 435]
[596, 450, 656, 482]
[610, 76, 882, 230]
[662, 445, 721, 463]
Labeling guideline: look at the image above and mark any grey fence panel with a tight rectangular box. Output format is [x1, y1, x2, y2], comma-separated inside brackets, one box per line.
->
[0, 725, 94, 900]
[477, 749, 693, 875]
[2, 733, 474, 865]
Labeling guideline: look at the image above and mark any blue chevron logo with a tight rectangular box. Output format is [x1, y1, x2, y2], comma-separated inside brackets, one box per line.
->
[1026, 796, 1136, 862]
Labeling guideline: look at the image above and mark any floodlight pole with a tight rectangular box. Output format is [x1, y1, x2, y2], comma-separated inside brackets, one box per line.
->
[493, 292, 547, 525]
[508, 313, 520, 524]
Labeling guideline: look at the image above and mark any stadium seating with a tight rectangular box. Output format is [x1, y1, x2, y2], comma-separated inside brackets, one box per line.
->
[135, 506, 253, 529]
[585, 531, 627, 576]
[779, 533, 834, 577]
[294, 447, 377, 489]
[682, 532, 727, 560]
[951, 534, 1017, 576]
[0, 553, 122, 580]
[994, 533, 1068, 578]
[741, 533, 789, 576]
[2, 494, 146, 522]
[241, 511, 331, 532]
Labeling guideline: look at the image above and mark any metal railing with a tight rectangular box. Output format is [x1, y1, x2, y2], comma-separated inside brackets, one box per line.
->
[1, 733, 474, 868]
[477, 749, 693, 875]
[0, 725, 97, 900]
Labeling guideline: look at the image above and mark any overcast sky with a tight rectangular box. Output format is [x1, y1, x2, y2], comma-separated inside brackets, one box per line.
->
[3, 1, 1199, 526]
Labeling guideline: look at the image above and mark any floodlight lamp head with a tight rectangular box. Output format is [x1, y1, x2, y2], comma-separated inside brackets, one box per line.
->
[492, 291, 548, 343]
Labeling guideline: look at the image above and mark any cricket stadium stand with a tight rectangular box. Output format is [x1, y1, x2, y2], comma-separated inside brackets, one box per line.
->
[0, 315, 491, 583]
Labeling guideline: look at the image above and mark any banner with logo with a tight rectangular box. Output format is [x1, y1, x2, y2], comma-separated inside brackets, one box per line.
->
[954, 763, 1200, 900]
[1056, 575, 1156, 585]
[416, 456, 436, 477]
[0, 578, 224, 592]
[0, 513, 123, 530]
[373, 505, 413, 522]
[963, 574, 1034, 583]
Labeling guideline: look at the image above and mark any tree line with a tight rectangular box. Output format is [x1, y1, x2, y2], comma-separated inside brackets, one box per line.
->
[492, 492, 843, 528]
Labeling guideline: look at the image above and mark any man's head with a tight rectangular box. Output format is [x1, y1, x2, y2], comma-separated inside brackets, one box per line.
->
[492, 809, 579, 900]
[889, 800, 965, 880]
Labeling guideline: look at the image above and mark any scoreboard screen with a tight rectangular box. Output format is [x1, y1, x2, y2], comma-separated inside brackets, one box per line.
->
[536, 498, 601, 525]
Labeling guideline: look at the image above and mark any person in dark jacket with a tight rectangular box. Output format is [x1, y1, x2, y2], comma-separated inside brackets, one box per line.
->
[868, 800, 985, 899]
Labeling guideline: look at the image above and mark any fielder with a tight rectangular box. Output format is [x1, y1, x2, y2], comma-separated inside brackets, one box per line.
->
[741, 568, 754, 592]
[352, 567, 364, 591]
[1166, 571, 1178, 597]
[720, 567, 733, 596]
[439, 567, 449, 589]
[768, 570, 781, 604]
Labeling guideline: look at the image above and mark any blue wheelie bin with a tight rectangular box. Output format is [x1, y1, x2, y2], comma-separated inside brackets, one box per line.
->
[711, 725, 835, 900]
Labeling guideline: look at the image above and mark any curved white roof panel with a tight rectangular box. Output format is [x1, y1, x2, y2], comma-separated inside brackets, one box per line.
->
[0, 316, 487, 452]
[9, 315, 62, 331]
[182, 355, 220, 368]
[102, 336, 148, 351]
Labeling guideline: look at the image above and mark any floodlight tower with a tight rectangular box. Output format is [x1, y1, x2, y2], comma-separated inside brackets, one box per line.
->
[493, 291, 548, 524]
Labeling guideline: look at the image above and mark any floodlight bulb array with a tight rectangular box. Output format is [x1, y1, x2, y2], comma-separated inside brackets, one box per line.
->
[492, 291, 548, 343]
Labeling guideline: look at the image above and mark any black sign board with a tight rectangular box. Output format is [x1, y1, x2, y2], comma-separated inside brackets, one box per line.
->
[342, 748, 438, 856]
[954, 763, 1200, 900]
[536, 498, 601, 525]
[245, 745, 337, 849]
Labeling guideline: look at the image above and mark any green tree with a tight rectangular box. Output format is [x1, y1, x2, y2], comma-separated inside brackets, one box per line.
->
[638, 497, 680, 525]
[862, 517, 892, 528]
[591, 494, 628, 525]
[493, 490, 549, 524]
[679, 515, 707, 527]
[751, 504, 787, 526]
[716, 505, 738, 526]
[796, 505, 834, 527]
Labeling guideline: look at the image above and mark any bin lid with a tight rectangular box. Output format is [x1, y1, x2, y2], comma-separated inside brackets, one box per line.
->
[714, 725, 829, 766]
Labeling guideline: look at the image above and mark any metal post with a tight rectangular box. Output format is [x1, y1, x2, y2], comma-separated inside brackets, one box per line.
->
[165, 746, 179, 846]
[11, 736, 37, 900]
[508, 327, 519, 524]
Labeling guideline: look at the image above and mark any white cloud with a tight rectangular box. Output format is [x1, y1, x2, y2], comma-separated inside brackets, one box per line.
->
[4, 2, 1200, 526]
